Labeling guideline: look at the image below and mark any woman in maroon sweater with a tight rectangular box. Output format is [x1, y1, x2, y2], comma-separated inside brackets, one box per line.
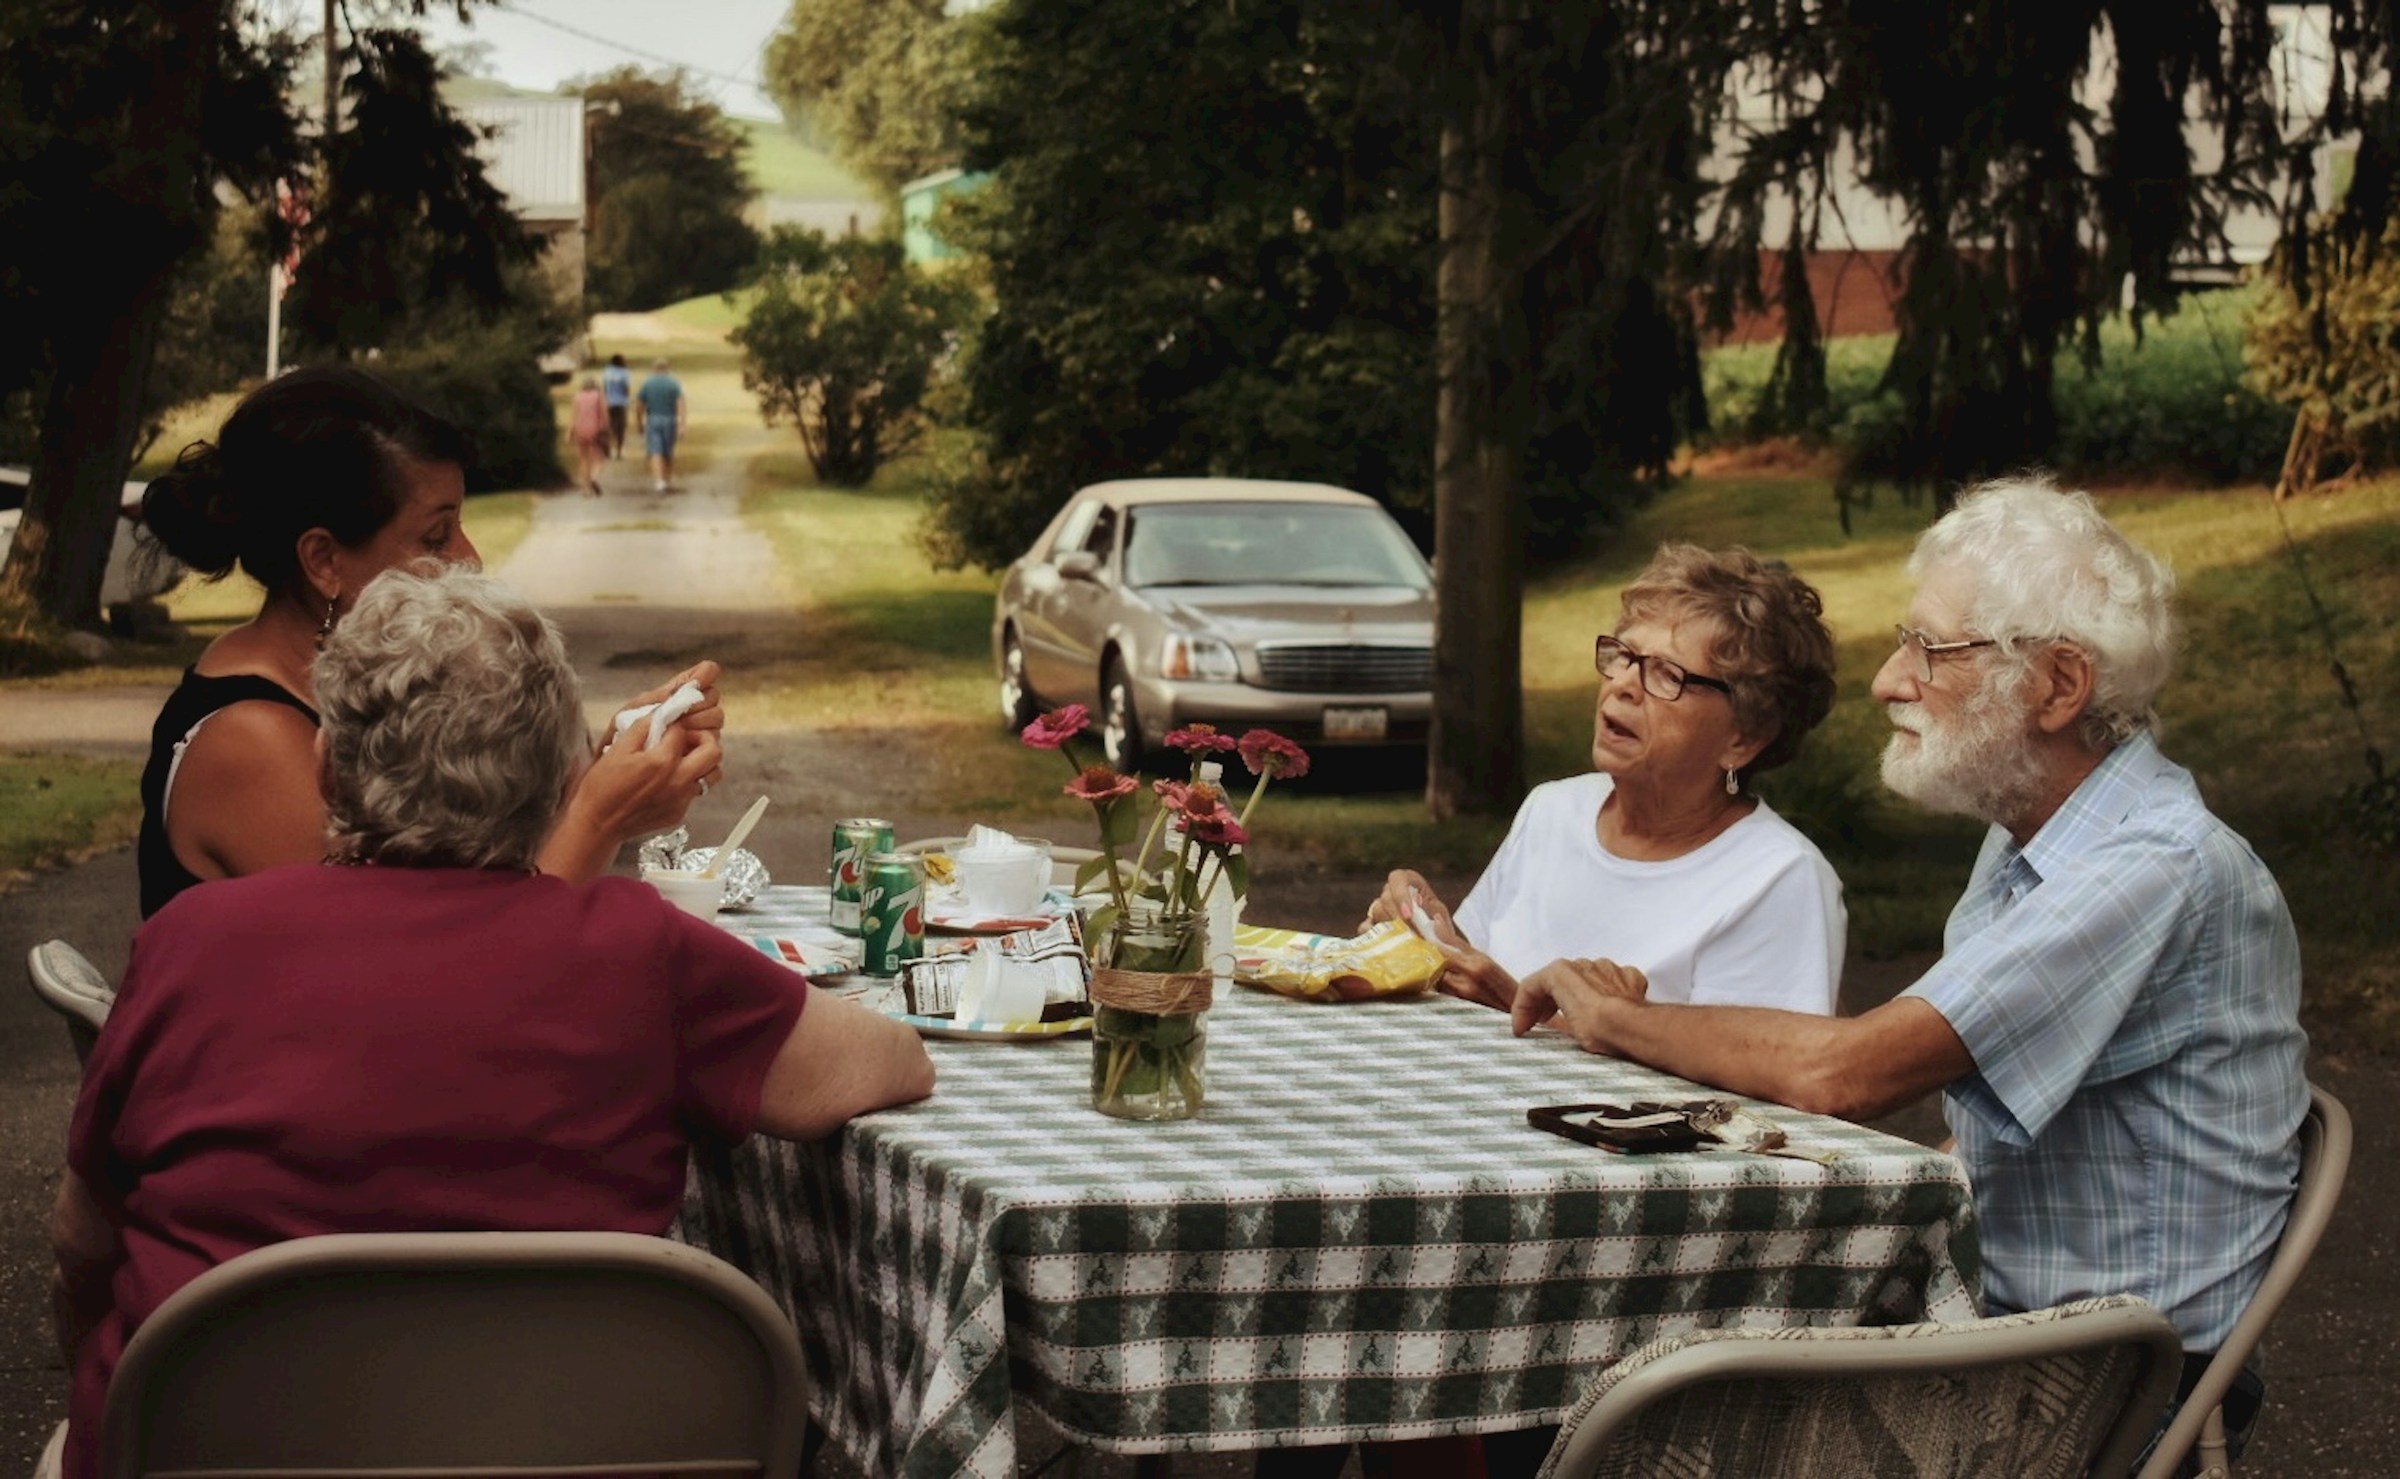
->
[50, 565, 935, 1479]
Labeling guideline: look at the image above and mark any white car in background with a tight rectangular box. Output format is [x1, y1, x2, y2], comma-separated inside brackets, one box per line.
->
[991, 478, 1435, 770]
[0, 469, 181, 622]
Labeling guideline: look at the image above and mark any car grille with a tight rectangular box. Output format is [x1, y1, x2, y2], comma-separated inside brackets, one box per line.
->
[1253, 644, 1433, 693]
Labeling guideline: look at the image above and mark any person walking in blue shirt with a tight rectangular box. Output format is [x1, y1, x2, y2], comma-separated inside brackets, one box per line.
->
[1506, 478, 2307, 1466]
[601, 354, 631, 459]
[635, 357, 686, 493]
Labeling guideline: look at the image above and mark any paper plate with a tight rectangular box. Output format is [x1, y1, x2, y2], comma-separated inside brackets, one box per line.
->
[924, 910, 1066, 936]
[743, 935, 862, 979]
[892, 1012, 1093, 1042]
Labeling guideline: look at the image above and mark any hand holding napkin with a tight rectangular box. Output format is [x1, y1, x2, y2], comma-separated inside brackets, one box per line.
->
[612, 681, 708, 751]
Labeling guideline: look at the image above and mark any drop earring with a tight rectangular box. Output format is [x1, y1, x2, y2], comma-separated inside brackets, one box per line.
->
[315, 594, 338, 650]
[1724, 767, 1740, 796]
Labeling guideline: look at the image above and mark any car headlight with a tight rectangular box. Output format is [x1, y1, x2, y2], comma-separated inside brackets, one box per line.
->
[1160, 633, 1241, 682]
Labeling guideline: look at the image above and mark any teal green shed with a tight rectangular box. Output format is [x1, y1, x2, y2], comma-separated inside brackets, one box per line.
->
[899, 169, 988, 263]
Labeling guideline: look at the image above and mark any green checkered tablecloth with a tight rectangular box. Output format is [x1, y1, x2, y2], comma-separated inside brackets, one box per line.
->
[679, 887, 1980, 1479]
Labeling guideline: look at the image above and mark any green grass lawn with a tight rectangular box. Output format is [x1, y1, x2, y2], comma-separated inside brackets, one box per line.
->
[0, 752, 141, 884]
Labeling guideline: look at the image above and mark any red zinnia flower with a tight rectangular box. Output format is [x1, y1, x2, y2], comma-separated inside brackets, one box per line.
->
[1164, 723, 1238, 756]
[1238, 728, 1311, 779]
[1185, 812, 1249, 848]
[1022, 704, 1092, 750]
[1063, 764, 1138, 803]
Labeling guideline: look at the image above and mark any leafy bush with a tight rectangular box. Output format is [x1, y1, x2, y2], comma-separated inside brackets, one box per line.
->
[2245, 217, 2400, 492]
[732, 228, 974, 488]
[1705, 287, 2291, 485]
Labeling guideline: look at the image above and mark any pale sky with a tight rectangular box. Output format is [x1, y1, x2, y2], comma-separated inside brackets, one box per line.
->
[411, 0, 792, 121]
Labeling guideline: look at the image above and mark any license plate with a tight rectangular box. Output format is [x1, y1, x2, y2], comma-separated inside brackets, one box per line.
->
[1323, 705, 1388, 741]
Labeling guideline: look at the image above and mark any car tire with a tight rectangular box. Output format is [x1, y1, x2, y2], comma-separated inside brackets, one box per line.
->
[999, 630, 1039, 731]
[1101, 656, 1142, 772]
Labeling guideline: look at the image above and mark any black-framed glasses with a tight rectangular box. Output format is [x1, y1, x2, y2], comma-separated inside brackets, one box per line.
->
[1594, 635, 1734, 701]
[1893, 624, 1999, 683]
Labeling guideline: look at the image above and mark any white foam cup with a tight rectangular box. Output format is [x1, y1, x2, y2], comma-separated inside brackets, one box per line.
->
[953, 838, 1052, 916]
[643, 865, 725, 921]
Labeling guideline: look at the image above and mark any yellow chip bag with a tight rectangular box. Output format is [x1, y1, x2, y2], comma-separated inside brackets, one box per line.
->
[1233, 918, 1448, 1002]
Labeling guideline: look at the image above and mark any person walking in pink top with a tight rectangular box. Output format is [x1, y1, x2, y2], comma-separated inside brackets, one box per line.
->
[570, 376, 610, 496]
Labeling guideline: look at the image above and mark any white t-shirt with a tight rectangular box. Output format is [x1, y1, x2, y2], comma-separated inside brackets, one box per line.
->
[1454, 773, 1845, 1013]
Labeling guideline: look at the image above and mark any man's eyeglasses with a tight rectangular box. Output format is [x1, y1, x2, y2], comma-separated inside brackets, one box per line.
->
[1893, 625, 1998, 683]
[1594, 635, 1734, 702]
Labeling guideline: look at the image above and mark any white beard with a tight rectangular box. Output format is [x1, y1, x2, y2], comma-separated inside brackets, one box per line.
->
[1879, 676, 2048, 826]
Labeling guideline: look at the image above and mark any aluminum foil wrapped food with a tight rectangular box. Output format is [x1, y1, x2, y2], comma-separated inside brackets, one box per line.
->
[679, 847, 770, 909]
[638, 828, 691, 873]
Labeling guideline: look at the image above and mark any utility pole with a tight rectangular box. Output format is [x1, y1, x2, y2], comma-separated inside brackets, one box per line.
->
[322, 0, 338, 136]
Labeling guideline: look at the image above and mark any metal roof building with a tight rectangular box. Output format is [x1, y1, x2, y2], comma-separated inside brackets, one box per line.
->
[459, 97, 586, 225]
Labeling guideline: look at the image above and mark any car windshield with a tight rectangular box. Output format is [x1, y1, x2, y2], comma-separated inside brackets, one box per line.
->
[1122, 502, 1429, 589]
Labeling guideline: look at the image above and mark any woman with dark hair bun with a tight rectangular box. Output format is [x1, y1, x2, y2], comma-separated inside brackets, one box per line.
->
[135, 365, 725, 918]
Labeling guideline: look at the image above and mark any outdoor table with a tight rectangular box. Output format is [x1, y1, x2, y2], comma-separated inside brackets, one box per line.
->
[678, 884, 1981, 1479]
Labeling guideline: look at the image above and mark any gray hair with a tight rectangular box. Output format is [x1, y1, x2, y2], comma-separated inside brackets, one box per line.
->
[1910, 476, 2181, 748]
[313, 564, 586, 870]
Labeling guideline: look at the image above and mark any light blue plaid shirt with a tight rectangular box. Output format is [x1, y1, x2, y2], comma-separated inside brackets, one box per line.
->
[1903, 732, 2308, 1351]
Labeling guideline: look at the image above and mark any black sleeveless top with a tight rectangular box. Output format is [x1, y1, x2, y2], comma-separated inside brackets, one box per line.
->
[137, 668, 319, 918]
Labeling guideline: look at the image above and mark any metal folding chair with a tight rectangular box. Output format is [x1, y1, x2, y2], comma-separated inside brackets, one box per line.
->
[2137, 1082, 2354, 1479]
[99, 1231, 807, 1479]
[1538, 1295, 2185, 1479]
[26, 939, 112, 1066]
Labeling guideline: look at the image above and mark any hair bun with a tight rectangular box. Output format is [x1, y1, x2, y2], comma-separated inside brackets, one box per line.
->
[139, 440, 243, 578]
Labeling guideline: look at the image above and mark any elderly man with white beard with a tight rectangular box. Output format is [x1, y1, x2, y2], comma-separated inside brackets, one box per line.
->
[1511, 478, 2307, 1460]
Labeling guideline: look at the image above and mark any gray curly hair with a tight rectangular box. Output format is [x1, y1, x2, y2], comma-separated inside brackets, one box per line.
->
[1910, 476, 2182, 749]
[313, 564, 586, 870]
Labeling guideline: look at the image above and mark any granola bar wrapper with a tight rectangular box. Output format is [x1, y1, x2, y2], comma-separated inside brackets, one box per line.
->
[1232, 918, 1447, 1002]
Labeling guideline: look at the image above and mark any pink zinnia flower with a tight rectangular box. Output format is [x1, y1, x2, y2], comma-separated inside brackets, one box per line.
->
[1151, 778, 1191, 809]
[1164, 723, 1237, 756]
[1022, 704, 1092, 749]
[1238, 728, 1311, 779]
[1063, 764, 1138, 803]
[1180, 782, 1228, 821]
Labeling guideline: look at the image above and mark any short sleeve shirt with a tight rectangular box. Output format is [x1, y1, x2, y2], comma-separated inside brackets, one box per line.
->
[602, 363, 632, 407]
[636, 372, 683, 422]
[1901, 733, 2308, 1350]
[1455, 773, 1846, 1013]
[63, 865, 806, 1479]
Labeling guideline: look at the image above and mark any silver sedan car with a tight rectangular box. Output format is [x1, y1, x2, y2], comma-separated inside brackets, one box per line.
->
[992, 478, 1435, 769]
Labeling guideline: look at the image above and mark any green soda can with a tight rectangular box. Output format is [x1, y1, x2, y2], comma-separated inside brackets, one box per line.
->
[829, 817, 894, 936]
[859, 851, 925, 977]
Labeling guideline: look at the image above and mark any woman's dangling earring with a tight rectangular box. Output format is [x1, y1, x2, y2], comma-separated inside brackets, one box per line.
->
[315, 593, 338, 651]
[1724, 767, 1740, 796]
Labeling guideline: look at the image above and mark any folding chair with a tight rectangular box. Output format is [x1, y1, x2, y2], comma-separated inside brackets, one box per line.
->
[26, 939, 112, 1066]
[2137, 1082, 2354, 1479]
[1538, 1295, 2185, 1479]
[99, 1231, 807, 1479]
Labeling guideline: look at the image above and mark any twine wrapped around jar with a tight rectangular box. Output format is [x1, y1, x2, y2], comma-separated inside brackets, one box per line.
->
[1089, 965, 1214, 1017]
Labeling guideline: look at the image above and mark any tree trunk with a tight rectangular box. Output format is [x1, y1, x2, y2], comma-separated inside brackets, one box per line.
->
[1427, 1, 1527, 820]
[0, 1, 217, 631]
[0, 278, 177, 628]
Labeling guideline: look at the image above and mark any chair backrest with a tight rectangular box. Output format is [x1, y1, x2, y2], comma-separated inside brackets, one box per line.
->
[1539, 1295, 2185, 1479]
[100, 1231, 807, 1479]
[26, 939, 112, 1065]
[2136, 1081, 2353, 1478]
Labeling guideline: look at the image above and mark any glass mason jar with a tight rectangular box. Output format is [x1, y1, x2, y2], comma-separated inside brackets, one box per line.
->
[1091, 904, 1209, 1121]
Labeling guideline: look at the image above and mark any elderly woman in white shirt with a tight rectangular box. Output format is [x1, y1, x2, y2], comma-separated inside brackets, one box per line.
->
[1372, 543, 1845, 1016]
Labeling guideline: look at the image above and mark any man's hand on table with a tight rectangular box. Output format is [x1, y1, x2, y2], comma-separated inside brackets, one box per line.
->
[1511, 958, 1650, 1051]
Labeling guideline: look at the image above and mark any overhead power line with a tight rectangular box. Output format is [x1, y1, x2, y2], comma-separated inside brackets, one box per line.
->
[488, 3, 768, 98]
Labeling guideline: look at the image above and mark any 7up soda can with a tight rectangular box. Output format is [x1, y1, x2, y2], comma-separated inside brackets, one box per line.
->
[859, 851, 925, 977]
[829, 817, 894, 936]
